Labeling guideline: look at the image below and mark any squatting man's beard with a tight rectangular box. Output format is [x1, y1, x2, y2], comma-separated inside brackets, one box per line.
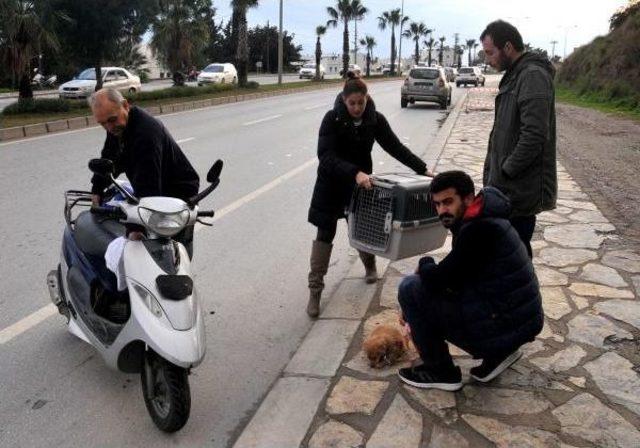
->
[438, 213, 456, 228]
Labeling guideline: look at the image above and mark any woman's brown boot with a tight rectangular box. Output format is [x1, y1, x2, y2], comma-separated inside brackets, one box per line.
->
[307, 240, 333, 317]
[358, 250, 378, 284]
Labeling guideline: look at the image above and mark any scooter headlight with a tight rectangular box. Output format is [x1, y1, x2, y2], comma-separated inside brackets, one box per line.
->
[138, 207, 190, 237]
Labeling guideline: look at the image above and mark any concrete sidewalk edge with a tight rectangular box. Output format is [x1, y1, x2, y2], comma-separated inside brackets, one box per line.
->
[229, 89, 470, 448]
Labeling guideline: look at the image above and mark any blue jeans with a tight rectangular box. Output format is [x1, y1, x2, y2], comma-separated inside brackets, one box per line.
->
[398, 274, 472, 366]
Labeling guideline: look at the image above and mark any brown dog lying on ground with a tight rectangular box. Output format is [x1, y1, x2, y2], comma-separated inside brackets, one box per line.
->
[363, 324, 409, 369]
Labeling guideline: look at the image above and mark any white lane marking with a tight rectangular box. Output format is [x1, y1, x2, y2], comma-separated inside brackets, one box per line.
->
[0, 304, 57, 345]
[242, 114, 282, 126]
[197, 156, 317, 231]
[0, 127, 100, 147]
[304, 104, 330, 111]
[176, 137, 195, 144]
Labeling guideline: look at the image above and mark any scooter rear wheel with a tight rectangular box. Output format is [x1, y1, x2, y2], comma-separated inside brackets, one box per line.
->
[141, 350, 191, 432]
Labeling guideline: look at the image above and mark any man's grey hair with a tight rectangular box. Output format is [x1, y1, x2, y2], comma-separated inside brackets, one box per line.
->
[88, 88, 126, 108]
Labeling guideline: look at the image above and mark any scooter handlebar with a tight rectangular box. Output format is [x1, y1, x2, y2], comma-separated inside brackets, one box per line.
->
[90, 205, 127, 220]
[197, 210, 215, 218]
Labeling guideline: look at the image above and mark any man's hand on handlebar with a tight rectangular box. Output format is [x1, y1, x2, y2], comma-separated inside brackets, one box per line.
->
[91, 194, 101, 207]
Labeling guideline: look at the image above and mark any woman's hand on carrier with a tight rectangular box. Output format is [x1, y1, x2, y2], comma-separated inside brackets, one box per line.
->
[355, 171, 373, 189]
[425, 168, 436, 177]
[91, 194, 102, 207]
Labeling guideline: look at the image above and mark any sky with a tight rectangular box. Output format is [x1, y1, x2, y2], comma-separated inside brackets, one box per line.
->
[212, 0, 629, 61]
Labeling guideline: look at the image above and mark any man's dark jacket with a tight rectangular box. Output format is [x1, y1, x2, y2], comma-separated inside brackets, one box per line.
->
[308, 95, 427, 229]
[418, 187, 543, 357]
[483, 52, 557, 217]
[91, 106, 199, 201]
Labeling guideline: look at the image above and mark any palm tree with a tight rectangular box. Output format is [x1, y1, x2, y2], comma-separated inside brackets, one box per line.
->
[359, 35, 376, 77]
[466, 38, 476, 66]
[377, 8, 407, 75]
[350, 0, 368, 67]
[327, 0, 354, 78]
[1, 0, 65, 98]
[403, 21, 430, 65]
[315, 25, 327, 80]
[423, 37, 435, 66]
[151, 0, 210, 86]
[437, 36, 446, 66]
[231, 0, 259, 86]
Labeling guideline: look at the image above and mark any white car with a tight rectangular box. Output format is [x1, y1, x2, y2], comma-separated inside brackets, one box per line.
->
[197, 63, 237, 85]
[59, 67, 141, 99]
[299, 63, 325, 79]
[456, 66, 486, 87]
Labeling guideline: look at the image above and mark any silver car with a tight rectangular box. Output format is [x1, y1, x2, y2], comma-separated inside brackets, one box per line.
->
[401, 67, 452, 109]
[456, 66, 486, 87]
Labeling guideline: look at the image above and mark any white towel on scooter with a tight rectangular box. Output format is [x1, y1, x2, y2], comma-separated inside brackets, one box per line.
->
[105, 236, 128, 291]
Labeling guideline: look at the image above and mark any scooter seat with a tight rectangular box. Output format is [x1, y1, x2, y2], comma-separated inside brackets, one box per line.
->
[74, 210, 126, 258]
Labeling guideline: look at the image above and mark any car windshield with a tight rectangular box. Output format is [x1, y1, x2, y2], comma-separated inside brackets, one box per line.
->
[77, 69, 97, 80]
[204, 65, 224, 73]
[409, 69, 439, 80]
[302, 64, 315, 69]
[459, 68, 474, 74]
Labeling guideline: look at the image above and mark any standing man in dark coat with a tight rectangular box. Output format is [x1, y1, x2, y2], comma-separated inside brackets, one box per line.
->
[89, 88, 200, 255]
[481, 20, 557, 257]
[397, 171, 543, 391]
[306, 72, 433, 318]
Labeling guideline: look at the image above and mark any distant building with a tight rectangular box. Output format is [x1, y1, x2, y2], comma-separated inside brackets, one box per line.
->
[139, 43, 168, 79]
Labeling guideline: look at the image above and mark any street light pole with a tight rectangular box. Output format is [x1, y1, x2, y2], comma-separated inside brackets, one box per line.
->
[398, 0, 405, 74]
[550, 40, 558, 60]
[278, 0, 283, 84]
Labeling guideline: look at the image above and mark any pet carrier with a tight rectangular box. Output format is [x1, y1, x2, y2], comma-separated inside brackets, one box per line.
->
[348, 173, 447, 260]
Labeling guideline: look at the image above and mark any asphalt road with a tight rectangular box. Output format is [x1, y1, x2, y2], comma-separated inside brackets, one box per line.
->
[0, 80, 465, 447]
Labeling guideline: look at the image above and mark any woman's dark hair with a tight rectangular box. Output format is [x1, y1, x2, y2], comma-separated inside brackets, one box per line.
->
[480, 20, 524, 52]
[342, 71, 368, 97]
[430, 170, 475, 198]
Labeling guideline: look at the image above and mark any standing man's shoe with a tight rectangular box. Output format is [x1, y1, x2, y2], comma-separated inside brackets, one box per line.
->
[470, 349, 523, 383]
[398, 363, 463, 391]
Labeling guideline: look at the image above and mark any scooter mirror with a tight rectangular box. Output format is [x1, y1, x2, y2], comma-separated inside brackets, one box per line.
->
[206, 159, 223, 183]
[88, 158, 114, 176]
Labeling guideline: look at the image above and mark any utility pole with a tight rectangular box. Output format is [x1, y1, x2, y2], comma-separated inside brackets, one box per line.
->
[398, 0, 405, 74]
[454, 33, 460, 68]
[278, 0, 283, 84]
[550, 40, 558, 60]
[266, 20, 270, 73]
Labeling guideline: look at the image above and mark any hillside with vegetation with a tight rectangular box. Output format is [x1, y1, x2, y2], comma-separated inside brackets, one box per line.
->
[556, 1, 640, 114]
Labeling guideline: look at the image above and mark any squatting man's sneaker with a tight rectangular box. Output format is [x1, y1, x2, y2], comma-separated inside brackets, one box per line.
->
[470, 349, 523, 383]
[398, 363, 463, 391]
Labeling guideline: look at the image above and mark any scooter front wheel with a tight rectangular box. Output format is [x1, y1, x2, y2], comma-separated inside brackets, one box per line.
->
[141, 350, 191, 432]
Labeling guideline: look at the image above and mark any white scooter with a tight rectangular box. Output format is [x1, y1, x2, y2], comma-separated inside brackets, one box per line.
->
[46, 158, 222, 432]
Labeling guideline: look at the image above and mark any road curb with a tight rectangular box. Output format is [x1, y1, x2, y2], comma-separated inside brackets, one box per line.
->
[0, 77, 402, 143]
[229, 87, 470, 448]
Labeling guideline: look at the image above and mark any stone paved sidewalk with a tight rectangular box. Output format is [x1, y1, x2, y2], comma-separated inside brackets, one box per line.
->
[234, 85, 640, 448]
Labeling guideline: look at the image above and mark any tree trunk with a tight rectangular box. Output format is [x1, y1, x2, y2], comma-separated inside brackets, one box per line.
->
[95, 62, 103, 91]
[414, 40, 419, 65]
[390, 27, 396, 76]
[18, 72, 33, 99]
[428, 48, 432, 66]
[237, 13, 249, 86]
[366, 51, 371, 77]
[342, 19, 349, 78]
[315, 37, 322, 80]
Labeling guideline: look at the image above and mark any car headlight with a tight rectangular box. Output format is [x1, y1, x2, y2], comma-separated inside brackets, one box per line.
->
[138, 207, 190, 237]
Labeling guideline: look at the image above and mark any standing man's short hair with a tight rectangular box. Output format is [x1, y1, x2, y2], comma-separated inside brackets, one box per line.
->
[430, 171, 475, 198]
[480, 20, 525, 52]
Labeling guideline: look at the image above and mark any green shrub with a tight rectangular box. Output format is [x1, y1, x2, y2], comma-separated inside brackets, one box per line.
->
[244, 81, 260, 89]
[126, 83, 236, 102]
[2, 98, 87, 115]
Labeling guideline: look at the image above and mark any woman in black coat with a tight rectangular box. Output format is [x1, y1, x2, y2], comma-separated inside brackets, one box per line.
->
[306, 72, 433, 317]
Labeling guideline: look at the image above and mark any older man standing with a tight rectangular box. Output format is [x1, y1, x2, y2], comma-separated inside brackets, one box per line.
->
[480, 20, 557, 258]
[88, 88, 199, 253]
